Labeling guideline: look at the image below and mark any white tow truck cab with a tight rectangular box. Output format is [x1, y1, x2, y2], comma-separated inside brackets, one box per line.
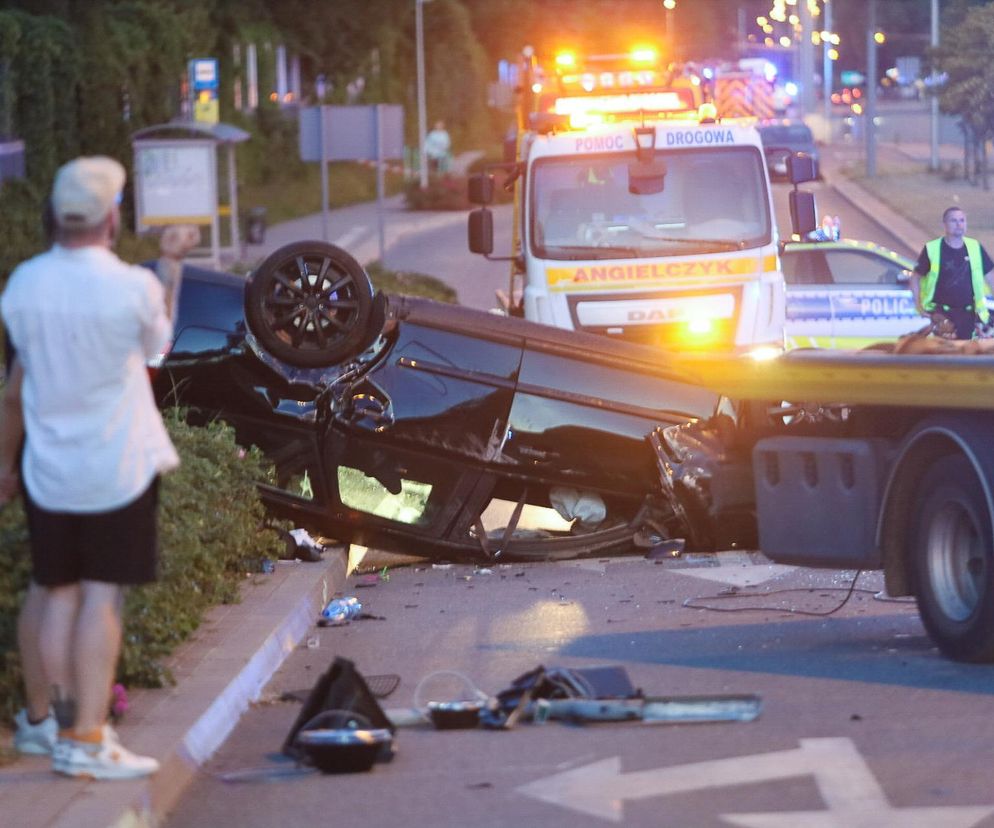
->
[469, 48, 817, 353]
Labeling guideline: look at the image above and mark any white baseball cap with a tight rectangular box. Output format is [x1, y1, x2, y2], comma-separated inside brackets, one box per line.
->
[52, 156, 126, 228]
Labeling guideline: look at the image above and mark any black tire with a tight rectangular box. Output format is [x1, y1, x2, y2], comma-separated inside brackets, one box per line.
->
[245, 242, 374, 368]
[912, 454, 994, 662]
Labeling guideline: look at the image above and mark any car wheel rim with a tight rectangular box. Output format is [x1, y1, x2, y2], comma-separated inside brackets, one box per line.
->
[926, 500, 986, 622]
[264, 253, 362, 352]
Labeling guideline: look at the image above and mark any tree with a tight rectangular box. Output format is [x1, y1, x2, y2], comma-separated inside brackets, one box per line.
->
[933, 2, 994, 188]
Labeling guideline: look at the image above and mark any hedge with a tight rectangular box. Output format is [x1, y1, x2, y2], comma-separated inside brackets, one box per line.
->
[0, 412, 284, 722]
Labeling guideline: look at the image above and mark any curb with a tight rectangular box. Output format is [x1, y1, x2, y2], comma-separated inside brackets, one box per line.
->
[2, 548, 348, 828]
[818, 142, 935, 255]
[825, 173, 927, 255]
[124, 549, 347, 827]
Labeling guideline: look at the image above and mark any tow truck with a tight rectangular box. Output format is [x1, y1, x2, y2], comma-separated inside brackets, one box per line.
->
[468, 46, 787, 353]
[638, 153, 994, 664]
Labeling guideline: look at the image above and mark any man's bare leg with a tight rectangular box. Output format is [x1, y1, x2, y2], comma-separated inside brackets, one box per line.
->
[72, 581, 124, 735]
[17, 582, 51, 721]
[39, 583, 80, 721]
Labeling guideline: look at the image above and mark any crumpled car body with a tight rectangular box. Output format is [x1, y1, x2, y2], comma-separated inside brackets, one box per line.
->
[154, 244, 718, 561]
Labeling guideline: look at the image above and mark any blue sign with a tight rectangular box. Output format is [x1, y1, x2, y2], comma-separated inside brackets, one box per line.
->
[189, 59, 219, 93]
[189, 58, 219, 125]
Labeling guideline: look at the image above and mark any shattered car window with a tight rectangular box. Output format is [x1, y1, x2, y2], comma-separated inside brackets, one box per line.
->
[338, 467, 434, 525]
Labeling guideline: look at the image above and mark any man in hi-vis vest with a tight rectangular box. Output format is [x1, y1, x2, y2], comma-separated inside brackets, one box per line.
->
[912, 206, 994, 339]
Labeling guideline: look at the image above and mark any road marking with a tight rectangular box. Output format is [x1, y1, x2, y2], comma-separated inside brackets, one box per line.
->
[333, 226, 366, 249]
[517, 737, 994, 826]
[671, 551, 796, 587]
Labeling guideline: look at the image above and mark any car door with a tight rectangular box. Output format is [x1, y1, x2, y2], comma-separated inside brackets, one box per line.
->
[316, 300, 524, 557]
[783, 247, 835, 348]
[822, 250, 924, 346]
[504, 329, 718, 498]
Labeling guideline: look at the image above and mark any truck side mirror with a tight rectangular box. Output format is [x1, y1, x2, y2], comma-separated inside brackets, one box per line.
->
[468, 174, 495, 206]
[468, 208, 494, 255]
[789, 190, 817, 238]
[787, 152, 817, 185]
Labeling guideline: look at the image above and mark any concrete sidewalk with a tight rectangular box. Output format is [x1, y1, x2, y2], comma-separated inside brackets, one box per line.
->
[0, 550, 347, 827]
[818, 141, 930, 254]
[818, 138, 993, 253]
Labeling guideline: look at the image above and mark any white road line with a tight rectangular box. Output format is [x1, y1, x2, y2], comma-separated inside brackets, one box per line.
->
[517, 737, 994, 826]
[333, 226, 367, 249]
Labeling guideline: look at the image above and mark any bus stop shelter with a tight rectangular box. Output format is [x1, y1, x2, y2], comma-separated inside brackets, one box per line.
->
[131, 120, 250, 267]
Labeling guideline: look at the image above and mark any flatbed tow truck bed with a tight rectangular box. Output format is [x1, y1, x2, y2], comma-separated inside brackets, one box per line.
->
[672, 348, 994, 410]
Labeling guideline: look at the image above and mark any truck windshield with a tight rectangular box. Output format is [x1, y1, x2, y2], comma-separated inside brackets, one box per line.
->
[531, 146, 771, 260]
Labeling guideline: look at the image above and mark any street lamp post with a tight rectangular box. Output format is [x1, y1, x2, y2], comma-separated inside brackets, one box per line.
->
[866, 0, 878, 177]
[663, 0, 676, 59]
[415, 0, 434, 189]
[930, 0, 939, 171]
[823, 0, 833, 137]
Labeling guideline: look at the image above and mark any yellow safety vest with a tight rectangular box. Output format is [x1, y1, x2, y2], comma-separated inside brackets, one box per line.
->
[921, 236, 989, 323]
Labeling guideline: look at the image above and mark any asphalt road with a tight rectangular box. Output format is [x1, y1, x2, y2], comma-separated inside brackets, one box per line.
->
[383, 202, 514, 311]
[165, 555, 994, 827]
[771, 177, 915, 258]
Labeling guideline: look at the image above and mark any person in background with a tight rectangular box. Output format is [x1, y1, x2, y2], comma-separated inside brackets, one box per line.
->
[0, 156, 197, 779]
[912, 206, 994, 340]
[424, 120, 451, 174]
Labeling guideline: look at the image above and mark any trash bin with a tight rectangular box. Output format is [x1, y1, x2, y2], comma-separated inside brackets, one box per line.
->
[246, 206, 267, 245]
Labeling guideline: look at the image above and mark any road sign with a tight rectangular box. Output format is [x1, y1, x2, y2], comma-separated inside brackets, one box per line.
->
[298, 104, 405, 258]
[189, 58, 219, 126]
[298, 105, 404, 163]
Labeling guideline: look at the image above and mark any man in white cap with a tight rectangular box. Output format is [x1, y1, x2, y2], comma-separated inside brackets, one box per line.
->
[0, 156, 197, 779]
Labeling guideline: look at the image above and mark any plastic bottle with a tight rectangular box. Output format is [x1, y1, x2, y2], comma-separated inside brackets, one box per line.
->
[320, 596, 362, 625]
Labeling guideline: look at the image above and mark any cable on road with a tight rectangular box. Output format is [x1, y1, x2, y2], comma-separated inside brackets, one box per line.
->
[682, 569, 880, 617]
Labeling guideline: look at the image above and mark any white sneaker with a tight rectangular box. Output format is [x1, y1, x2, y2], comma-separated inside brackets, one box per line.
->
[52, 734, 159, 780]
[13, 708, 57, 755]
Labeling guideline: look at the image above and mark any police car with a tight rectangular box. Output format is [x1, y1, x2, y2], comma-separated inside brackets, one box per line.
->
[781, 238, 926, 348]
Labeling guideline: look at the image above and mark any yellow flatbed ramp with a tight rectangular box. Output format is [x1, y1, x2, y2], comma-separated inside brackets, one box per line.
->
[671, 349, 994, 411]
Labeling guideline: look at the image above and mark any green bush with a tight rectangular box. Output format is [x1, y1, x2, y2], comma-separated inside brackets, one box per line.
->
[0, 413, 283, 719]
[366, 261, 458, 303]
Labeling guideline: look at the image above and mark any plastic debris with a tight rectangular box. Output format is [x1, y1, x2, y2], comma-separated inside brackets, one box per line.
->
[319, 596, 362, 626]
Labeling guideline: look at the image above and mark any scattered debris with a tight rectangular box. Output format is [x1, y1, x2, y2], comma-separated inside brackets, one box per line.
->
[645, 538, 686, 560]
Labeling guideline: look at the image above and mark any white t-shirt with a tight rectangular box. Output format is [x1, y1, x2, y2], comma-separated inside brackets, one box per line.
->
[1, 244, 179, 512]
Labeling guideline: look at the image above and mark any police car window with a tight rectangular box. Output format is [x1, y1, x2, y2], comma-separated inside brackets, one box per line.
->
[782, 249, 830, 285]
[824, 251, 899, 285]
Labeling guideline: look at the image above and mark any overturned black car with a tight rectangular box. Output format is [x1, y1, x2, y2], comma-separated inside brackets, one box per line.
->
[155, 242, 722, 562]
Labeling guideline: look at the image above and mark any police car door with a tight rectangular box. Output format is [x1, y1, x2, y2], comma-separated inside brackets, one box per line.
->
[821, 250, 922, 347]
[782, 247, 835, 348]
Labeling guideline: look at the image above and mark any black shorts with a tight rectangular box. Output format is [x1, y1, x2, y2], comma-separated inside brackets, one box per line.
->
[24, 478, 161, 587]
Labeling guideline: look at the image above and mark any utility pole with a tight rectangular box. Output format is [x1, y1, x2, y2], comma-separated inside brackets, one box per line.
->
[798, 0, 815, 115]
[930, 0, 940, 171]
[866, 0, 878, 177]
[416, 0, 432, 189]
[823, 0, 833, 139]
[663, 0, 676, 61]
